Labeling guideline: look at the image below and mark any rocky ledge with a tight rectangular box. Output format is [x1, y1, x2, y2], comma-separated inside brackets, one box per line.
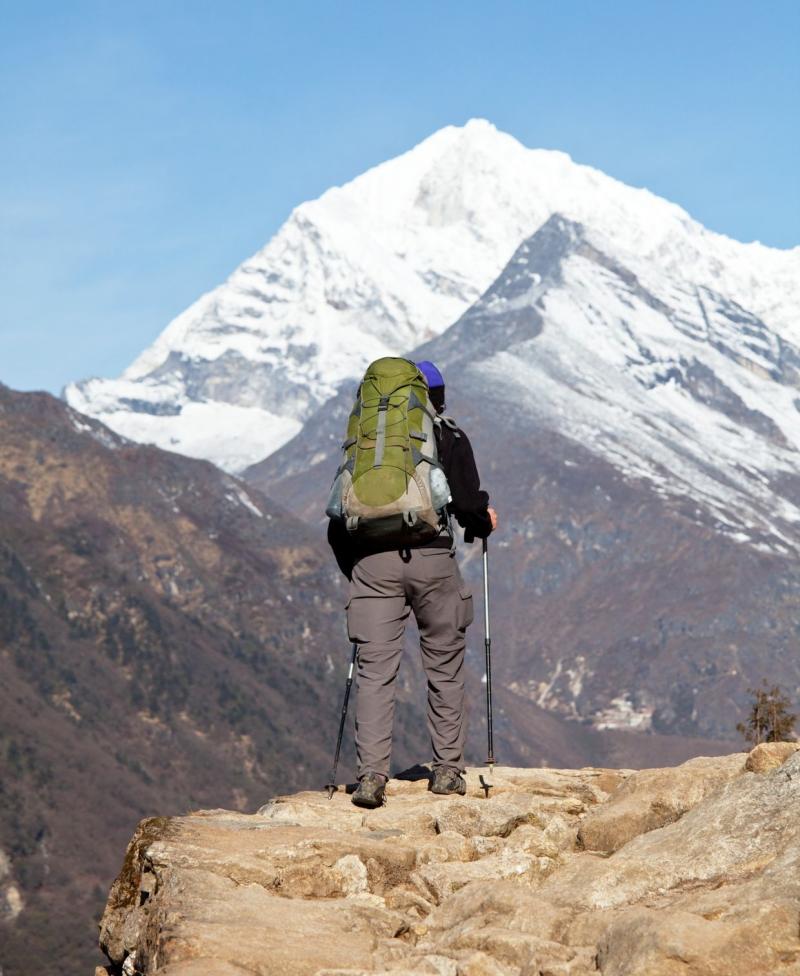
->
[97, 742, 800, 976]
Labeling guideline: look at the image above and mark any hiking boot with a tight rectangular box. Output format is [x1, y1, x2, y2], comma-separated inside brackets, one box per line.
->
[431, 766, 467, 795]
[351, 772, 386, 808]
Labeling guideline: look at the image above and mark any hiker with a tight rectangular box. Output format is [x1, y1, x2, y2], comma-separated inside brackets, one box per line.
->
[327, 357, 497, 808]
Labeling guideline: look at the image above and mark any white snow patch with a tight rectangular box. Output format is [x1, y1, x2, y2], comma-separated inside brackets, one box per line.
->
[594, 696, 654, 731]
[225, 484, 264, 518]
[79, 401, 301, 473]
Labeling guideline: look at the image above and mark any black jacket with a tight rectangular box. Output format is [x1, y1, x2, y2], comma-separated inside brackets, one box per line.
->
[327, 420, 491, 579]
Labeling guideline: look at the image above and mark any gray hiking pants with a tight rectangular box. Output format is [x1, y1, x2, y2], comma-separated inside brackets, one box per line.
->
[346, 547, 474, 779]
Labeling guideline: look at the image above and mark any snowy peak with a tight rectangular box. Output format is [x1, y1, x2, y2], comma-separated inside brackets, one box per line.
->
[65, 120, 800, 472]
[412, 211, 800, 553]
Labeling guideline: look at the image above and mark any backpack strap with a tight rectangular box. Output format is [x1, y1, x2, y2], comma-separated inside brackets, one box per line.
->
[408, 390, 435, 418]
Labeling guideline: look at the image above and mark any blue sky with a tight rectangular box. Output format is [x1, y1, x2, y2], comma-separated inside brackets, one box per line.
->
[2, 1, 798, 394]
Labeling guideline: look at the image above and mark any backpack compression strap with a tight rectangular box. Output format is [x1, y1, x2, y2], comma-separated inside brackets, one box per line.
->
[373, 396, 390, 468]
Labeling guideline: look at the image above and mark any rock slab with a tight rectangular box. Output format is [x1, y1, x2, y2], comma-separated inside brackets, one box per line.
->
[98, 745, 800, 975]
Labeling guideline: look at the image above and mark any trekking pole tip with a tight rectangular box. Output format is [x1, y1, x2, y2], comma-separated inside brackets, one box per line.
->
[479, 758, 496, 798]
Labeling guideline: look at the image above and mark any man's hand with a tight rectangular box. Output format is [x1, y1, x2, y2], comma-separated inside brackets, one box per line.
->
[488, 507, 498, 532]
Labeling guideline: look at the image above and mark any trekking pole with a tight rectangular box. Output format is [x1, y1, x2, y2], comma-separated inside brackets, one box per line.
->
[325, 642, 358, 799]
[479, 536, 496, 797]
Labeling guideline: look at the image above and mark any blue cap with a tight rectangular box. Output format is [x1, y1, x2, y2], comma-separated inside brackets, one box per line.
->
[415, 360, 445, 389]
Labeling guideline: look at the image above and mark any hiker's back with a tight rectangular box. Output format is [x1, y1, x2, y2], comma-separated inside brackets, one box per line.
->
[326, 357, 451, 546]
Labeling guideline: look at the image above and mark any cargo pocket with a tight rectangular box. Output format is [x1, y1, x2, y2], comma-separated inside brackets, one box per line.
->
[418, 547, 456, 581]
[457, 585, 474, 631]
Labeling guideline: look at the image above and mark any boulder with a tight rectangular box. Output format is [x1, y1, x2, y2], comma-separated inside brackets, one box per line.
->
[576, 753, 744, 852]
[744, 739, 800, 773]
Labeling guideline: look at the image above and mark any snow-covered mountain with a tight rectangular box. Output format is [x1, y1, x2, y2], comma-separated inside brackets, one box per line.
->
[65, 119, 800, 472]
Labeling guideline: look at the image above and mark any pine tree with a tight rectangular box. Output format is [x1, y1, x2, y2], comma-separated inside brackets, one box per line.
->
[736, 681, 797, 745]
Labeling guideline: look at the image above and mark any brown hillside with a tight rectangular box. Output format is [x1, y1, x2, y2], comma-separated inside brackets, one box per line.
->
[0, 385, 739, 975]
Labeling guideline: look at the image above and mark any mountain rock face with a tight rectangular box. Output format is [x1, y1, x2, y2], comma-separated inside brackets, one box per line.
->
[96, 743, 800, 976]
[65, 120, 800, 472]
[247, 214, 800, 742]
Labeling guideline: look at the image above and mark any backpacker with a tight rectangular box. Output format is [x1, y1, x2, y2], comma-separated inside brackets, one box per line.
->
[325, 357, 452, 544]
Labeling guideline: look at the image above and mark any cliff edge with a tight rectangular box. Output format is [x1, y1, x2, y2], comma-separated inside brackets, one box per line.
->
[96, 743, 800, 976]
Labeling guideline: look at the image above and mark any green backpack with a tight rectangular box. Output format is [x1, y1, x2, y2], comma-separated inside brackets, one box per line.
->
[326, 357, 452, 544]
